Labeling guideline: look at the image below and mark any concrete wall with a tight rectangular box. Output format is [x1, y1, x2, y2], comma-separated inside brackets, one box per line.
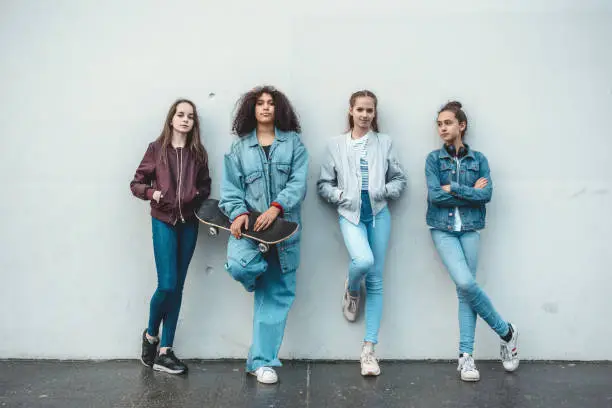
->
[1, 0, 611, 360]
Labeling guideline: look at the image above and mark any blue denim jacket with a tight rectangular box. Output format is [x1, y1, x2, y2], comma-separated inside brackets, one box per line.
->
[219, 129, 309, 273]
[425, 146, 492, 231]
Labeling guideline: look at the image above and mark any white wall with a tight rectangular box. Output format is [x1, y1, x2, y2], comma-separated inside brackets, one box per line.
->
[1, 0, 611, 360]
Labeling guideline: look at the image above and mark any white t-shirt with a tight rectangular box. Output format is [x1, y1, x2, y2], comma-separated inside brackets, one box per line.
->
[350, 133, 369, 191]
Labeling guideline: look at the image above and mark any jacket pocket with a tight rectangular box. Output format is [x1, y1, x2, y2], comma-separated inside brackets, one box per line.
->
[279, 242, 300, 273]
[245, 170, 264, 199]
[274, 163, 291, 190]
[465, 162, 480, 186]
[370, 186, 386, 201]
[151, 186, 171, 211]
[339, 193, 355, 210]
[439, 160, 454, 185]
[182, 186, 198, 206]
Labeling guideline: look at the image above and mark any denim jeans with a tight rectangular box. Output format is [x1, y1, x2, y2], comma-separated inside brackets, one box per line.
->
[225, 240, 296, 372]
[430, 229, 509, 354]
[339, 191, 391, 344]
[147, 217, 199, 348]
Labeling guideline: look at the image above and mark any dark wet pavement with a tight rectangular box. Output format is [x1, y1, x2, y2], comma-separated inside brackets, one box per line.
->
[1, 360, 611, 407]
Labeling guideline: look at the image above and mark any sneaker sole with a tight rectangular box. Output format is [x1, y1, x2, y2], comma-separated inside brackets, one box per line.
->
[153, 364, 185, 375]
[504, 362, 520, 372]
[140, 358, 154, 368]
[460, 374, 480, 382]
[361, 369, 381, 376]
[248, 371, 278, 384]
[343, 311, 357, 322]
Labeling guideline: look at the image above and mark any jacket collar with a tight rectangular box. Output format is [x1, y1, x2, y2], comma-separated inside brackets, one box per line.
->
[438, 143, 475, 160]
[344, 130, 377, 144]
[246, 128, 288, 147]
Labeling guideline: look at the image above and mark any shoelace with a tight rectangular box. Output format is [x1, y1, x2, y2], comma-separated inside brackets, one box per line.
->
[362, 351, 378, 365]
[348, 296, 359, 312]
[500, 343, 513, 360]
[462, 356, 476, 372]
[257, 367, 276, 378]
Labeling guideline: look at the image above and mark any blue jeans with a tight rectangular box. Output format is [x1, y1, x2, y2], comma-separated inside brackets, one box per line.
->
[339, 191, 391, 344]
[225, 240, 296, 372]
[147, 217, 199, 348]
[430, 229, 509, 354]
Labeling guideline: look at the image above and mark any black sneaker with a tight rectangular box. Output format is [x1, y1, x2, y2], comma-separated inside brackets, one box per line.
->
[140, 329, 158, 368]
[153, 350, 187, 375]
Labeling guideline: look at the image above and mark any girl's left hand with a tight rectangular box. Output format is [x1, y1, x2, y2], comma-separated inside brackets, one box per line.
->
[441, 185, 451, 192]
[474, 178, 488, 189]
[254, 207, 281, 232]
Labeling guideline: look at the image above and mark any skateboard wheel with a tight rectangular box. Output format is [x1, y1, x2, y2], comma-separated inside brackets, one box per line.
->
[208, 227, 219, 237]
[258, 243, 269, 253]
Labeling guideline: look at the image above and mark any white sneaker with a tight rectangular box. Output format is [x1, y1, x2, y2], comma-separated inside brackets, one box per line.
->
[500, 323, 519, 372]
[360, 343, 381, 376]
[249, 367, 278, 384]
[342, 279, 360, 322]
[457, 353, 480, 382]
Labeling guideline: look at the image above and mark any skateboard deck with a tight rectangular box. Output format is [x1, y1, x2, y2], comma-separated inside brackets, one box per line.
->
[195, 199, 299, 252]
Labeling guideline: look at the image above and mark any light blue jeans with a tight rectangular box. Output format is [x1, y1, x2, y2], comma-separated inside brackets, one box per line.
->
[225, 242, 296, 372]
[430, 229, 509, 354]
[339, 191, 391, 344]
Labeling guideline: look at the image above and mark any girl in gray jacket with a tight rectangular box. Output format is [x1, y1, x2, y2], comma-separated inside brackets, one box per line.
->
[317, 90, 406, 376]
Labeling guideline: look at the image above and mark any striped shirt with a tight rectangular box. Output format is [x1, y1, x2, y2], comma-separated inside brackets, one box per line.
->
[350, 133, 369, 191]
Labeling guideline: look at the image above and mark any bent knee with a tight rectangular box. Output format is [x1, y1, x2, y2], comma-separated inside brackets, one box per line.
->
[352, 255, 374, 272]
[456, 278, 478, 294]
[225, 257, 266, 282]
[155, 285, 180, 300]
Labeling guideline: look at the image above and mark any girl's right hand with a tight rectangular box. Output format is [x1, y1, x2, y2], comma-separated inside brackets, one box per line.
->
[152, 190, 163, 203]
[230, 214, 249, 239]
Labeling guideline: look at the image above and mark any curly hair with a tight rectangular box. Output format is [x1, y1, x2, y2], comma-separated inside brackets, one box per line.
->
[232, 85, 301, 136]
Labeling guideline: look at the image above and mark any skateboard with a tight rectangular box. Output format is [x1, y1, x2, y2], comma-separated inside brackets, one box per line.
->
[195, 199, 299, 253]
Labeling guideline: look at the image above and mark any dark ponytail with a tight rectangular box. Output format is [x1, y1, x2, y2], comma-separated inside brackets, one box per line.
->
[438, 101, 468, 138]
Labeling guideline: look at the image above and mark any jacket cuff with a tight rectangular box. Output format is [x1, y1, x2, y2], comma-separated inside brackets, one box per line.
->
[336, 189, 343, 203]
[450, 182, 461, 196]
[378, 186, 388, 201]
[271, 202, 284, 216]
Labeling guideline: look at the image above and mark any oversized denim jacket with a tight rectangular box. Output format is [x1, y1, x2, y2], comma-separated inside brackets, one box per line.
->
[219, 129, 308, 273]
[425, 146, 493, 231]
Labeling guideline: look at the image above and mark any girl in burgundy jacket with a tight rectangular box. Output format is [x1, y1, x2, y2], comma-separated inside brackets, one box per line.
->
[130, 99, 211, 375]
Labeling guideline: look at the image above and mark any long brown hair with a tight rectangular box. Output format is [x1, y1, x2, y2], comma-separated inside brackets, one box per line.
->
[156, 99, 208, 163]
[347, 90, 380, 132]
[232, 85, 301, 136]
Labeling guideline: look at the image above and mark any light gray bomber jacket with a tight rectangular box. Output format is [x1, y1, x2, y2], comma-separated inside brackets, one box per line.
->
[317, 132, 407, 224]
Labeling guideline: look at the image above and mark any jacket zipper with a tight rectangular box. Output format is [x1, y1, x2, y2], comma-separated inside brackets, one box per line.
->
[176, 148, 185, 223]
